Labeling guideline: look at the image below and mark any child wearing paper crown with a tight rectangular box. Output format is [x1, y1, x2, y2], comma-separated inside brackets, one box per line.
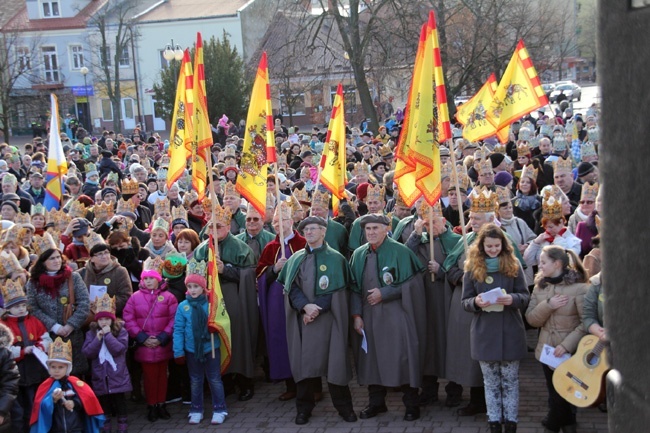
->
[82, 294, 132, 433]
[29, 337, 105, 433]
[0, 278, 51, 432]
[172, 259, 227, 425]
[123, 257, 177, 423]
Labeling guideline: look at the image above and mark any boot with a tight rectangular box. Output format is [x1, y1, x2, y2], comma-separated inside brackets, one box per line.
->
[156, 403, 171, 420]
[504, 421, 517, 433]
[117, 416, 128, 433]
[147, 405, 158, 422]
[488, 421, 502, 433]
[102, 417, 111, 432]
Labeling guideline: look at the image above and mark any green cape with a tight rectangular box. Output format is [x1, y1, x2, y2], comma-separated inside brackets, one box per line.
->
[278, 242, 350, 296]
[325, 218, 348, 255]
[194, 232, 256, 267]
[235, 229, 275, 253]
[348, 212, 400, 251]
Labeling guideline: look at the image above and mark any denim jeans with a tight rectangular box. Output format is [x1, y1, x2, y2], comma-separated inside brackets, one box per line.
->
[186, 350, 227, 413]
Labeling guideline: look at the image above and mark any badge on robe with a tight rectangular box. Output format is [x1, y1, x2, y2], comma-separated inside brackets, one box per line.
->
[382, 267, 394, 285]
[319, 275, 329, 291]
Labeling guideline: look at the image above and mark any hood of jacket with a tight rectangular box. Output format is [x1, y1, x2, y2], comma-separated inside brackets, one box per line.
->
[0, 322, 14, 349]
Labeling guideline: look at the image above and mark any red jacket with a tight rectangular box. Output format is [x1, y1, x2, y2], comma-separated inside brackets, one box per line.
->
[256, 231, 306, 277]
[1, 314, 49, 362]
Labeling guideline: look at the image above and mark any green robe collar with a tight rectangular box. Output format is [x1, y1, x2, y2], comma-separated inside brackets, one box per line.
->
[278, 242, 349, 296]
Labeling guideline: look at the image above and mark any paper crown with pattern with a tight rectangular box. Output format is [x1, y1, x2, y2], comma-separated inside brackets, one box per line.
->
[288, 194, 302, 214]
[277, 153, 287, 166]
[106, 171, 119, 185]
[469, 186, 498, 213]
[171, 205, 187, 221]
[292, 187, 310, 205]
[586, 126, 599, 142]
[157, 167, 168, 179]
[581, 182, 599, 202]
[1, 173, 16, 186]
[366, 184, 385, 202]
[201, 195, 212, 213]
[68, 200, 87, 219]
[143, 256, 164, 274]
[378, 144, 393, 157]
[85, 162, 98, 175]
[476, 158, 493, 176]
[542, 194, 563, 220]
[150, 217, 170, 234]
[394, 192, 410, 209]
[48, 337, 73, 366]
[441, 161, 453, 179]
[47, 209, 71, 231]
[186, 258, 207, 278]
[224, 145, 236, 159]
[116, 198, 136, 214]
[274, 199, 293, 220]
[520, 164, 538, 182]
[121, 178, 139, 195]
[311, 189, 330, 210]
[223, 181, 240, 198]
[354, 162, 370, 176]
[31, 203, 46, 216]
[495, 186, 512, 205]
[473, 147, 489, 161]
[95, 293, 116, 316]
[15, 212, 31, 227]
[266, 193, 276, 210]
[0, 277, 26, 309]
[552, 135, 568, 152]
[369, 155, 382, 168]
[94, 202, 115, 221]
[32, 232, 58, 255]
[417, 199, 442, 218]
[0, 250, 23, 278]
[581, 141, 597, 159]
[84, 232, 106, 252]
[182, 190, 199, 208]
[154, 197, 170, 217]
[213, 203, 232, 226]
[1, 224, 21, 246]
[517, 143, 531, 157]
[493, 144, 506, 154]
[552, 157, 572, 175]
[450, 167, 472, 192]
[518, 127, 534, 142]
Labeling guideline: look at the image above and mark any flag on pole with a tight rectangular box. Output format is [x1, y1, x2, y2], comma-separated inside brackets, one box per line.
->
[430, 11, 452, 143]
[236, 52, 275, 217]
[44, 94, 68, 210]
[319, 83, 347, 213]
[486, 40, 549, 143]
[457, 73, 498, 142]
[191, 32, 212, 200]
[167, 49, 193, 189]
[207, 234, 232, 372]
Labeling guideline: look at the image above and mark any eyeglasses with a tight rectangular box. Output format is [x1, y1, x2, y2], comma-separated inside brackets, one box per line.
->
[579, 200, 594, 205]
[246, 217, 260, 222]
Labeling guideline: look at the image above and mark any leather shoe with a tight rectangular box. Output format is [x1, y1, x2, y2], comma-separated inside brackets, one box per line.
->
[314, 391, 323, 402]
[295, 412, 311, 425]
[339, 411, 358, 422]
[156, 404, 171, 420]
[445, 393, 462, 407]
[147, 405, 158, 422]
[419, 393, 439, 406]
[457, 403, 487, 416]
[359, 405, 388, 419]
[238, 388, 254, 401]
[404, 406, 420, 421]
[278, 391, 296, 401]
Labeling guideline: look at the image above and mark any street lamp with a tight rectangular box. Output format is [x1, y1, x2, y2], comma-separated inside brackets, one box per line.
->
[162, 39, 184, 63]
[80, 66, 92, 133]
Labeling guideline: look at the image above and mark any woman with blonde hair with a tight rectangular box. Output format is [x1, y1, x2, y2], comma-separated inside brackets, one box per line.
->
[462, 223, 529, 433]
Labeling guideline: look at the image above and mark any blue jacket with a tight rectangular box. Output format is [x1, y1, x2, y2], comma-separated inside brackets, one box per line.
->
[172, 297, 217, 358]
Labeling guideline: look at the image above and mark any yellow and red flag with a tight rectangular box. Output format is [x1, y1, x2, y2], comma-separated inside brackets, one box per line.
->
[457, 73, 498, 142]
[167, 49, 193, 189]
[191, 32, 212, 200]
[487, 40, 548, 143]
[44, 94, 68, 210]
[319, 83, 347, 214]
[236, 52, 275, 216]
[207, 234, 232, 372]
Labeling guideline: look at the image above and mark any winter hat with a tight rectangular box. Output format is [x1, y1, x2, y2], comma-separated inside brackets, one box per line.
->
[577, 162, 596, 178]
[141, 257, 164, 282]
[488, 153, 506, 168]
[185, 258, 207, 290]
[356, 182, 370, 201]
[162, 252, 187, 279]
[494, 171, 514, 187]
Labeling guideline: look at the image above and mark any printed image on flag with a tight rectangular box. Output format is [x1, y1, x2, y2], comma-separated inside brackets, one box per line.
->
[319, 83, 347, 209]
[457, 73, 498, 143]
[167, 49, 193, 189]
[208, 234, 232, 372]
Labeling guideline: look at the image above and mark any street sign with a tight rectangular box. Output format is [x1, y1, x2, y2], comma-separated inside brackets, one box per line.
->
[71, 85, 94, 96]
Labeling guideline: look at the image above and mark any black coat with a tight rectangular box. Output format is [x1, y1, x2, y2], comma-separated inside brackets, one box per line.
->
[0, 324, 19, 419]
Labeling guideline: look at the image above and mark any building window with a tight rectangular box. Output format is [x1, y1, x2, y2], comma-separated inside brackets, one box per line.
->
[100, 47, 111, 67]
[17, 47, 31, 71]
[42, 1, 60, 18]
[280, 93, 306, 116]
[159, 50, 170, 69]
[101, 100, 113, 121]
[119, 47, 130, 67]
[70, 45, 84, 70]
[41, 46, 59, 82]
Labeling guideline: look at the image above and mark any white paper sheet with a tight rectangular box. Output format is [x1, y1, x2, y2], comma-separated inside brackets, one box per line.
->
[540, 344, 571, 369]
[481, 287, 505, 304]
[32, 346, 49, 370]
[361, 329, 368, 354]
[89, 285, 107, 302]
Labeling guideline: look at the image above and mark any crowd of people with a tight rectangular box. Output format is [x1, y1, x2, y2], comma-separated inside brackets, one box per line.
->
[0, 106, 607, 433]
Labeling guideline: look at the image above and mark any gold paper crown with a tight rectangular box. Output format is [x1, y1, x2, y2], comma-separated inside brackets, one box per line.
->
[520, 164, 538, 181]
[143, 256, 164, 274]
[31, 203, 46, 216]
[552, 135, 568, 151]
[366, 184, 385, 202]
[84, 232, 106, 253]
[266, 193, 276, 210]
[224, 145, 236, 159]
[581, 182, 599, 202]
[182, 191, 199, 208]
[224, 159, 237, 169]
[354, 162, 370, 176]
[544, 185, 564, 201]
[274, 199, 293, 220]
[517, 143, 530, 157]
[171, 205, 187, 221]
[518, 126, 533, 142]
[15, 212, 31, 226]
[94, 202, 115, 221]
[68, 200, 87, 219]
[223, 181, 240, 198]
[476, 158, 493, 176]
[213, 203, 232, 226]
[469, 186, 499, 213]
[85, 162, 97, 174]
[0, 278, 26, 307]
[450, 168, 472, 191]
[47, 209, 71, 231]
[311, 189, 330, 210]
[106, 172, 119, 185]
[292, 187, 310, 205]
[474, 147, 488, 161]
[581, 141, 597, 159]
[586, 126, 599, 142]
[151, 217, 170, 234]
[300, 144, 311, 154]
[95, 293, 116, 316]
[277, 154, 287, 165]
[201, 195, 212, 213]
[154, 198, 170, 217]
[186, 258, 208, 278]
[288, 195, 302, 213]
[48, 337, 73, 364]
[542, 195, 563, 220]
[495, 186, 512, 205]
[157, 167, 168, 179]
[369, 155, 382, 167]
[116, 198, 136, 214]
[32, 233, 58, 255]
[552, 157, 572, 175]
[378, 144, 393, 157]
[121, 178, 139, 195]
[441, 161, 453, 179]
[394, 193, 410, 209]
[0, 250, 23, 276]
[1, 224, 22, 246]
[416, 199, 442, 218]
[493, 144, 506, 154]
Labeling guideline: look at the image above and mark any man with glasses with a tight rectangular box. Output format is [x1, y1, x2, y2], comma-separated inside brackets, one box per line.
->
[236, 204, 274, 262]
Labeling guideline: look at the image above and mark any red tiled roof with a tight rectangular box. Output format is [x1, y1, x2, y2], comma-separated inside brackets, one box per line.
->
[2, 0, 109, 32]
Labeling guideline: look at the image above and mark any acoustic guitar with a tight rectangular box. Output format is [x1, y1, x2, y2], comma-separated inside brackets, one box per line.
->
[552, 334, 610, 407]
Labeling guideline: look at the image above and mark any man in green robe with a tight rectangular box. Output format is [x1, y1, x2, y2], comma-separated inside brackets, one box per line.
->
[309, 190, 349, 257]
[349, 214, 426, 422]
[235, 204, 275, 261]
[278, 216, 356, 425]
[194, 206, 258, 401]
[347, 184, 399, 251]
[222, 182, 246, 234]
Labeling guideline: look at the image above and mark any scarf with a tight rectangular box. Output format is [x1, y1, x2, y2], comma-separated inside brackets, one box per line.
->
[543, 273, 564, 285]
[37, 266, 73, 298]
[186, 294, 209, 362]
[72, 238, 85, 246]
[544, 227, 567, 243]
[486, 257, 500, 273]
[86, 179, 99, 185]
[99, 336, 117, 371]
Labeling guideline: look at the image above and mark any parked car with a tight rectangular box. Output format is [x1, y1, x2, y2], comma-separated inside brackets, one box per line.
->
[454, 95, 471, 106]
[542, 83, 555, 99]
[549, 83, 582, 102]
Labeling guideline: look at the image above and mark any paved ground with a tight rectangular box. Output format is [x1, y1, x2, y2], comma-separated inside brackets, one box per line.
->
[124, 330, 609, 433]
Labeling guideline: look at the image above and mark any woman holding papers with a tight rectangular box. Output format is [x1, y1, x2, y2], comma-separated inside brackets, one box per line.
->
[525, 246, 588, 433]
[461, 223, 529, 433]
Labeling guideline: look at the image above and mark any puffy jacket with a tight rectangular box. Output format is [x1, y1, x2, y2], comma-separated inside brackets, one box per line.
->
[82, 322, 132, 395]
[172, 297, 217, 358]
[123, 283, 177, 363]
[0, 323, 19, 418]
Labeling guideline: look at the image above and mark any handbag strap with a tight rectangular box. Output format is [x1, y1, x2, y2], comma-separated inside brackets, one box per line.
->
[67, 275, 75, 305]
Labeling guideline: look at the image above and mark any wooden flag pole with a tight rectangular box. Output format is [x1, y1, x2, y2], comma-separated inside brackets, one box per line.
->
[428, 206, 435, 282]
[310, 162, 324, 217]
[273, 162, 286, 259]
[206, 146, 218, 359]
[448, 138, 469, 254]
